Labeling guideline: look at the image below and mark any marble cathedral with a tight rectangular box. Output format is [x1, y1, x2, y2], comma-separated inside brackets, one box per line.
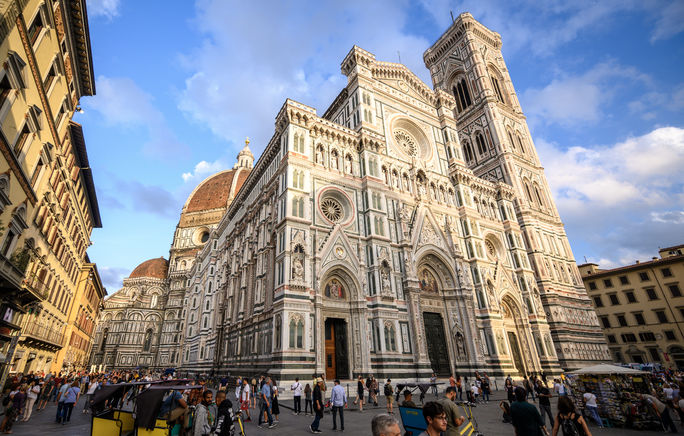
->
[90, 14, 609, 380]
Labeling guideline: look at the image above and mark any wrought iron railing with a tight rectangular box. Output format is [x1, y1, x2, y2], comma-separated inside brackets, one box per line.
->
[21, 322, 63, 347]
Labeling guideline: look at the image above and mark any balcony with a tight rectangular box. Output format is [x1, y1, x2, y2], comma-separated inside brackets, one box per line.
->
[22, 274, 49, 300]
[19, 322, 64, 351]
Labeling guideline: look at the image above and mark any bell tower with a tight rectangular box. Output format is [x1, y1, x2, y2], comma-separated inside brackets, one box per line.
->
[424, 13, 609, 368]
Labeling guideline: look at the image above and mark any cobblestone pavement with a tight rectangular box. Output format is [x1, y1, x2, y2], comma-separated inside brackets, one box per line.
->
[4, 390, 675, 435]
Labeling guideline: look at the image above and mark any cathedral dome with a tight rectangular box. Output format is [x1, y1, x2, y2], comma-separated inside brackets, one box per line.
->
[129, 257, 169, 280]
[183, 169, 250, 213]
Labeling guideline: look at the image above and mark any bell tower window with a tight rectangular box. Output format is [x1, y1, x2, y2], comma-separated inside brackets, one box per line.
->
[452, 78, 472, 113]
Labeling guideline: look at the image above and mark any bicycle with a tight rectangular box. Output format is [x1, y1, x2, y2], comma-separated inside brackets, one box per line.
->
[456, 400, 484, 436]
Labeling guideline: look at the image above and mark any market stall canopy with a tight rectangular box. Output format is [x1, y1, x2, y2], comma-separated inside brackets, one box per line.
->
[568, 364, 649, 375]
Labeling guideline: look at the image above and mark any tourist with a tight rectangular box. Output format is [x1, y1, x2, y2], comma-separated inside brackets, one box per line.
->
[240, 378, 251, 421]
[330, 379, 346, 431]
[510, 387, 549, 436]
[291, 377, 303, 415]
[304, 383, 313, 415]
[310, 377, 325, 433]
[1, 386, 24, 434]
[524, 376, 536, 402]
[582, 388, 602, 427]
[449, 374, 456, 389]
[554, 379, 567, 397]
[59, 381, 81, 425]
[481, 374, 490, 403]
[505, 375, 514, 402]
[22, 380, 40, 422]
[438, 386, 466, 436]
[664, 383, 675, 402]
[193, 390, 213, 436]
[430, 373, 438, 396]
[536, 379, 554, 428]
[371, 413, 401, 436]
[271, 381, 280, 422]
[500, 400, 512, 423]
[456, 375, 462, 400]
[354, 375, 365, 412]
[213, 390, 235, 436]
[464, 377, 472, 402]
[251, 377, 257, 408]
[642, 392, 677, 433]
[367, 374, 376, 406]
[402, 390, 417, 408]
[83, 377, 100, 413]
[258, 377, 275, 428]
[55, 379, 71, 423]
[551, 395, 591, 436]
[418, 401, 448, 436]
[37, 376, 55, 410]
[471, 382, 479, 403]
[384, 379, 394, 413]
[159, 388, 188, 434]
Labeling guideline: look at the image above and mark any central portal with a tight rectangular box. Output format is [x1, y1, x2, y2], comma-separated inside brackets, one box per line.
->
[324, 318, 349, 380]
[507, 331, 526, 376]
[423, 312, 451, 376]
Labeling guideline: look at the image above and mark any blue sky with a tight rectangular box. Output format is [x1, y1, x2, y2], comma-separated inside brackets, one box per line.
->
[79, 0, 684, 291]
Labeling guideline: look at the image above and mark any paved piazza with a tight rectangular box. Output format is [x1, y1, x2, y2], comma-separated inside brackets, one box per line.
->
[4, 389, 670, 435]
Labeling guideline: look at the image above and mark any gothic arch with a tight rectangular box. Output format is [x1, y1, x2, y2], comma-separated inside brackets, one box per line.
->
[319, 265, 361, 301]
[415, 251, 456, 292]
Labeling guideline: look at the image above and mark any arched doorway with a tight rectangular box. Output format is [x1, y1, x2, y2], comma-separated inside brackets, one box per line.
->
[320, 269, 357, 380]
[416, 254, 455, 376]
[502, 297, 527, 376]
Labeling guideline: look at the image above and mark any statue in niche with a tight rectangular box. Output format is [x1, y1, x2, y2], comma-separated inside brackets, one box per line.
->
[324, 278, 345, 299]
[418, 268, 439, 293]
[486, 281, 499, 311]
[331, 152, 338, 169]
[316, 147, 324, 164]
[381, 268, 392, 297]
[345, 156, 353, 174]
[455, 332, 467, 359]
[292, 257, 304, 280]
[496, 331, 506, 355]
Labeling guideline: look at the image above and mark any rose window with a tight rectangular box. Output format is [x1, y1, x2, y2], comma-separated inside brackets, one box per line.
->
[394, 129, 418, 157]
[320, 198, 343, 222]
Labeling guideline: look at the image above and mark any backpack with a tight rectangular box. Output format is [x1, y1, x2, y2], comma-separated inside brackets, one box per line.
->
[560, 414, 580, 436]
[384, 384, 392, 396]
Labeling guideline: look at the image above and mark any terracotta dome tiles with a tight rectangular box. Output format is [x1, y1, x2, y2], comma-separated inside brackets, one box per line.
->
[129, 257, 169, 280]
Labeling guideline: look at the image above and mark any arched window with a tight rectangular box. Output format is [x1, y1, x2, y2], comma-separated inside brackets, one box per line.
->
[100, 328, 108, 351]
[463, 141, 474, 163]
[296, 319, 304, 348]
[274, 315, 282, 350]
[289, 318, 296, 348]
[507, 131, 516, 151]
[150, 294, 158, 308]
[452, 77, 472, 113]
[475, 133, 487, 155]
[384, 323, 397, 352]
[534, 184, 545, 208]
[524, 182, 533, 203]
[516, 134, 526, 154]
[491, 75, 504, 102]
[143, 328, 153, 351]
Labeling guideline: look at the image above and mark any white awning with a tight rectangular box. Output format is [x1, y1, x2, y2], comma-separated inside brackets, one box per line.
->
[567, 363, 649, 375]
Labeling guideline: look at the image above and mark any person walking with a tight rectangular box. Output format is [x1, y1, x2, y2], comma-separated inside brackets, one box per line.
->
[536, 379, 554, 428]
[510, 387, 549, 436]
[83, 377, 99, 413]
[456, 375, 463, 400]
[1, 386, 24, 434]
[481, 375, 490, 403]
[59, 381, 81, 425]
[193, 390, 213, 436]
[464, 377, 472, 402]
[271, 382, 280, 422]
[251, 377, 257, 408]
[355, 376, 365, 412]
[304, 383, 313, 415]
[330, 379, 346, 431]
[55, 380, 71, 424]
[437, 387, 466, 436]
[430, 373, 438, 396]
[37, 377, 55, 410]
[643, 392, 677, 433]
[384, 379, 394, 414]
[310, 378, 324, 434]
[240, 378, 251, 422]
[582, 388, 603, 428]
[22, 381, 40, 422]
[291, 377, 303, 415]
[258, 377, 275, 428]
[551, 396, 591, 436]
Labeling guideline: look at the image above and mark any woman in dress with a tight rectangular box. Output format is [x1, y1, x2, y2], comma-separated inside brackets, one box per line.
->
[304, 384, 313, 415]
[355, 376, 365, 412]
[271, 382, 280, 422]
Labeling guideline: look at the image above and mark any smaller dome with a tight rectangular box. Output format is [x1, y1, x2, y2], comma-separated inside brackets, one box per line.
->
[129, 257, 168, 280]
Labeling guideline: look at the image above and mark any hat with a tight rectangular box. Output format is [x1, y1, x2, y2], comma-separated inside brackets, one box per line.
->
[316, 377, 324, 383]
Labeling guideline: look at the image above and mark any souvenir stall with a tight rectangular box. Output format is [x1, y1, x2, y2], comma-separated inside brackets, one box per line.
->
[566, 364, 659, 430]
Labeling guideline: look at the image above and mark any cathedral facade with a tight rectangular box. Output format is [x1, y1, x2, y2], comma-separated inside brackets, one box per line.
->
[90, 14, 609, 378]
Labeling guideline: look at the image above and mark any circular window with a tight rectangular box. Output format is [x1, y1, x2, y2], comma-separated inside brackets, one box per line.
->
[394, 129, 418, 157]
[320, 198, 343, 222]
[192, 227, 211, 245]
[200, 231, 209, 243]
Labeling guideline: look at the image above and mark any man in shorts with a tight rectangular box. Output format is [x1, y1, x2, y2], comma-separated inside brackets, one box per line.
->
[384, 379, 394, 414]
[240, 378, 251, 421]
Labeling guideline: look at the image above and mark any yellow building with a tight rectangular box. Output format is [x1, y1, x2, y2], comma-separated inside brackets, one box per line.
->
[53, 258, 105, 371]
[579, 244, 684, 369]
[0, 0, 100, 379]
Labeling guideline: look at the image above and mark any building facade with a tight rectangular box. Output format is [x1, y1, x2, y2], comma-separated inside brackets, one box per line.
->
[579, 245, 684, 369]
[0, 0, 101, 379]
[91, 13, 608, 378]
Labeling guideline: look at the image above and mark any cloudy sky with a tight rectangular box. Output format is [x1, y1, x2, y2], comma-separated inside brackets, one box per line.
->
[79, 0, 684, 291]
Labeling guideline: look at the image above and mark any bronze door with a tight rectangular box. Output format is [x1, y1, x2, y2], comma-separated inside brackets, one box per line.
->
[507, 331, 526, 375]
[325, 319, 336, 380]
[423, 312, 451, 376]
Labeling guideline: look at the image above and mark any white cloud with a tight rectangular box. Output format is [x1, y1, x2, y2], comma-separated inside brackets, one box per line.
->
[98, 265, 128, 293]
[521, 61, 650, 126]
[650, 1, 684, 42]
[87, 0, 120, 19]
[537, 126, 684, 266]
[84, 76, 188, 159]
[181, 158, 229, 183]
[178, 0, 430, 155]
